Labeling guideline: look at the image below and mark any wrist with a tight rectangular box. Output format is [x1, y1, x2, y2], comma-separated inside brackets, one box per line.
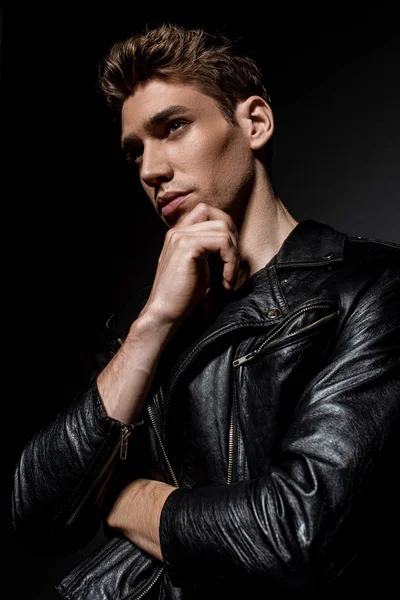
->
[130, 305, 179, 344]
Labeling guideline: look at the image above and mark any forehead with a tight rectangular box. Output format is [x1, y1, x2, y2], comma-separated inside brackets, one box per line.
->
[121, 78, 222, 135]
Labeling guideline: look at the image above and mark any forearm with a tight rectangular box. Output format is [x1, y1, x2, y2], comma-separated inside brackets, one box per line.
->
[12, 308, 179, 551]
[97, 307, 178, 424]
[11, 383, 147, 553]
[158, 475, 343, 588]
[107, 478, 176, 561]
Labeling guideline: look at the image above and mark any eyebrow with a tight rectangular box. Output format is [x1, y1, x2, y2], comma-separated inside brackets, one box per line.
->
[121, 105, 191, 151]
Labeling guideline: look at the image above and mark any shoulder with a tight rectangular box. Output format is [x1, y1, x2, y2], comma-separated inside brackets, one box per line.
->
[343, 233, 400, 270]
[337, 233, 400, 317]
[334, 232, 400, 297]
[307, 224, 400, 316]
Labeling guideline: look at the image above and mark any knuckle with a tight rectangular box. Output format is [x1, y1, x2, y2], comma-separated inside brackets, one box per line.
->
[168, 229, 180, 242]
[196, 202, 209, 214]
[216, 220, 232, 235]
[215, 220, 226, 231]
[175, 234, 188, 248]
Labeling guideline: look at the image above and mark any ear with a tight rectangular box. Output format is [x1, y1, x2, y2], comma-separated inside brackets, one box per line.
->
[235, 96, 274, 150]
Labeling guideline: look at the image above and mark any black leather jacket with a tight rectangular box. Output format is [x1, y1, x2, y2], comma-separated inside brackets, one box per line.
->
[12, 220, 400, 599]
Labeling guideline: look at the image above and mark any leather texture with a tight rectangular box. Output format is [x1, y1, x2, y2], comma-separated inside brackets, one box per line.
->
[11, 219, 400, 598]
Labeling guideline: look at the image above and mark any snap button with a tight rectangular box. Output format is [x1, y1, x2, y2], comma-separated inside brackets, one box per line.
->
[323, 253, 334, 259]
[267, 308, 280, 319]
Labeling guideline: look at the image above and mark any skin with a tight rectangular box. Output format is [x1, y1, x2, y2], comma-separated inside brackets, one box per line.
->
[106, 77, 298, 560]
[120, 78, 297, 278]
[122, 79, 255, 229]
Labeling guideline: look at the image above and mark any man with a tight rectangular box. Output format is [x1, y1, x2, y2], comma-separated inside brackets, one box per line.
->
[12, 23, 400, 599]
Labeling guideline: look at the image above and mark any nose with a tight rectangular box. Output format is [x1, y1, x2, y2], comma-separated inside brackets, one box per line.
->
[140, 141, 173, 188]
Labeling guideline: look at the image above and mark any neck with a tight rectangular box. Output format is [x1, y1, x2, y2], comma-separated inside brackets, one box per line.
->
[234, 174, 299, 289]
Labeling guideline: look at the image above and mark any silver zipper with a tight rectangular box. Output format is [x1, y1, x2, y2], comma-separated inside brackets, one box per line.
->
[149, 394, 237, 487]
[161, 303, 335, 488]
[164, 322, 246, 423]
[227, 304, 338, 482]
[120, 425, 132, 460]
[233, 304, 338, 367]
[227, 406, 235, 485]
[164, 303, 337, 417]
[133, 565, 165, 600]
[148, 404, 179, 488]
[65, 425, 132, 526]
[66, 420, 163, 600]
[157, 304, 337, 496]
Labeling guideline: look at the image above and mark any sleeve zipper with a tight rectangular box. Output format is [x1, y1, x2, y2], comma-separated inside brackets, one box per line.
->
[65, 423, 136, 527]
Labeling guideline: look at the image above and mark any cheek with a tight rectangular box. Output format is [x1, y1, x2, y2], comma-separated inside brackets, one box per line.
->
[181, 124, 235, 169]
[180, 134, 217, 171]
[210, 136, 253, 186]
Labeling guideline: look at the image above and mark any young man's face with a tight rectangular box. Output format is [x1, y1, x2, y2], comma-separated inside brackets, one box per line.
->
[121, 78, 255, 227]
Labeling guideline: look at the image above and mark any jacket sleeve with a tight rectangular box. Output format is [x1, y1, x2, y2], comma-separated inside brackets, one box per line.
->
[159, 266, 400, 588]
[11, 292, 153, 556]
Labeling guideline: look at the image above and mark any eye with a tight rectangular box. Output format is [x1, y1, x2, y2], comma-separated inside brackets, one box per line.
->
[167, 120, 186, 134]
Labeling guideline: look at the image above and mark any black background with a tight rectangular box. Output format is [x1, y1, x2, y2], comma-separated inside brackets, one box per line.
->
[2, 3, 399, 598]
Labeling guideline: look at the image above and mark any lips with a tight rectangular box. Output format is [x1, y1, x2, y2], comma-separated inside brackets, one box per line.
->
[157, 191, 190, 208]
[162, 193, 190, 217]
[156, 191, 191, 220]
[155, 193, 191, 222]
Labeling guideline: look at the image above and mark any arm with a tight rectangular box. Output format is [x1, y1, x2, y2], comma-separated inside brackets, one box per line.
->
[11, 305, 176, 555]
[156, 267, 400, 587]
[96, 307, 177, 424]
[12, 203, 241, 555]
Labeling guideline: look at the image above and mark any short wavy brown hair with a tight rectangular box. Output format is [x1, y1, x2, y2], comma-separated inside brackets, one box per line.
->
[98, 23, 271, 124]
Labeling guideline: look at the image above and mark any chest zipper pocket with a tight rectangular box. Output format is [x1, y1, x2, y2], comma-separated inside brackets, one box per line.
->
[233, 302, 339, 367]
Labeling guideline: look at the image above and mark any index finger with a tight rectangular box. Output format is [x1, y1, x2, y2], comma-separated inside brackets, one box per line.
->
[175, 201, 238, 236]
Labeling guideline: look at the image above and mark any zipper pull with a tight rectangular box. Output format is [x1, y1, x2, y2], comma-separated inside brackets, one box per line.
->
[120, 426, 131, 460]
[233, 352, 256, 367]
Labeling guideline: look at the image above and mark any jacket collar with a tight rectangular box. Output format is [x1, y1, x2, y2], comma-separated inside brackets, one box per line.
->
[183, 220, 346, 332]
[274, 219, 346, 268]
[139, 218, 346, 332]
[159, 219, 347, 377]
